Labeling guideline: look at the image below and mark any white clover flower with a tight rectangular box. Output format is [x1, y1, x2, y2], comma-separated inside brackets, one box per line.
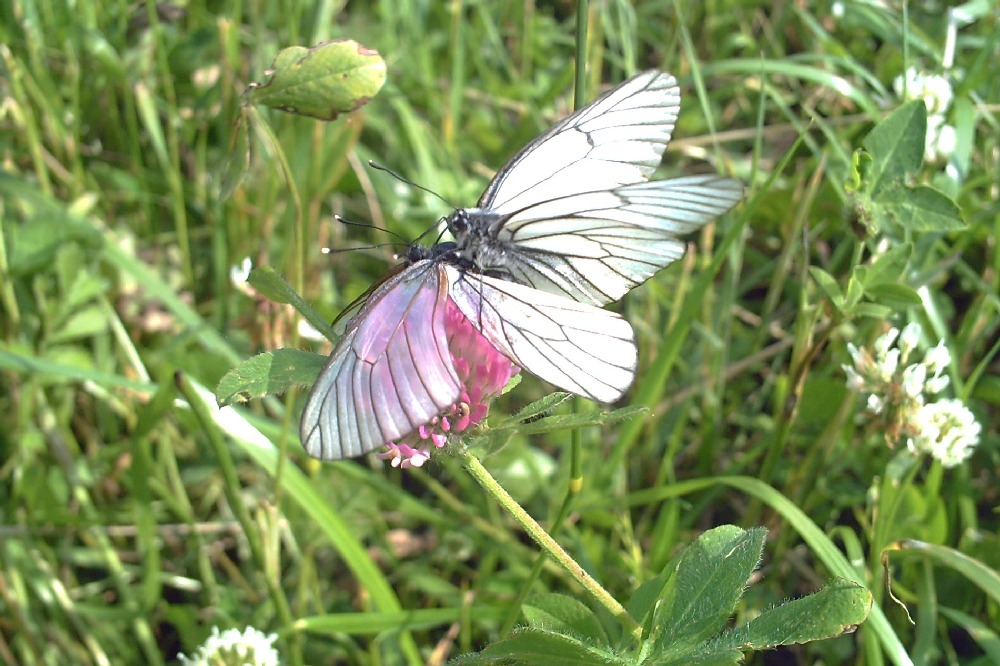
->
[925, 374, 950, 395]
[893, 68, 953, 115]
[901, 364, 926, 398]
[879, 348, 900, 381]
[846, 322, 980, 466]
[924, 115, 958, 163]
[844, 365, 865, 392]
[924, 342, 951, 375]
[874, 327, 900, 358]
[906, 399, 981, 468]
[898, 322, 921, 359]
[178, 626, 279, 666]
[846, 342, 863, 366]
[230, 257, 256, 297]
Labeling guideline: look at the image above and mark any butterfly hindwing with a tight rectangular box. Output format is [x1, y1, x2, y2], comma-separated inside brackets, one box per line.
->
[445, 265, 637, 403]
[300, 261, 462, 460]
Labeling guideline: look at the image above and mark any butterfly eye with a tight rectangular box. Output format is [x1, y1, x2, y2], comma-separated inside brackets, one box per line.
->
[448, 209, 470, 234]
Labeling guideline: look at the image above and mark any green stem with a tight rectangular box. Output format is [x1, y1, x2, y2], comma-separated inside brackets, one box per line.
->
[498, 429, 581, 637]
[458, 449, 641, 638]
[574, 0, 589, 110]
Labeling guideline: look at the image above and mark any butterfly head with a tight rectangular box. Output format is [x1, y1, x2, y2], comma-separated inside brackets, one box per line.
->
[445, 207, 472, 235]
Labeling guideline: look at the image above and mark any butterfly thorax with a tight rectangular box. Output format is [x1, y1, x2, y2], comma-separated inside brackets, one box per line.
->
[405, 241, 458, 265]
[447, 208, 511, 274]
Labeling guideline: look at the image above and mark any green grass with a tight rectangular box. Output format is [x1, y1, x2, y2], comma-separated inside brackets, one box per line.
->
[1, 1, 998, 664]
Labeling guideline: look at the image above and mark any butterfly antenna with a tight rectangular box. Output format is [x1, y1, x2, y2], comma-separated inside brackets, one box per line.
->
[322, 215, 408, 256]
[368, 161, 458, 210]
[334, 214, 409, 244]
[322, 243, 400, 256]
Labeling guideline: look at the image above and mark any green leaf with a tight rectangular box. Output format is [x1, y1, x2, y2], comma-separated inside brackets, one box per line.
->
[134, 372, 179, 441]
[221, 111, 251, 200]
[626, 571, 672, 625]
[512, 392, 574, 423]
[875, 185, 966, 232]
[49, 306, 108, 343]
[843, 275, 864, 308]
[850, 303, 895, 319]
[466, 628, 623, 666]
[653, 526, 766, 656]
[721, 578, 872, 649]
[843, 148, 870, 194]
[248, 265, 302, 304]
[490, 405, 646, 436]
[862, 282, 922, 308]
[861, 100, 926, 197]
[659, 648, 744, 666]
[808, 267, 844, 308]
[522, 593, 608, 645]
[4, 211, 102, 275]
[62, 273, 109, 312]
[248, 266, 337, 343]
[856, 243, 911, 285]
[245, 40, 387, 121]
[215, 349, 326, 404]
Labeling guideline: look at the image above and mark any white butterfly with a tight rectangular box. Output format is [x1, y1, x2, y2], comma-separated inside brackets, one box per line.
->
[300, 70, 742, 460]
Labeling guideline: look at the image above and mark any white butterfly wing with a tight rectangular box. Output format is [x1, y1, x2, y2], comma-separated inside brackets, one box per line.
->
[490, 175, 745, 304]
[300, 261, 463, 460]
[445, 265, 637, 403]
[478, 70, 680, 214]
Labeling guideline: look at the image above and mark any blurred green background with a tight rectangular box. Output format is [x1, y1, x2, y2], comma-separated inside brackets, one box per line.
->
[1, 1, 997, 664]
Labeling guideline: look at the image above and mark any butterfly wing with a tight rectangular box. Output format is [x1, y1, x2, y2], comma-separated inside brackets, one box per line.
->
[329, 260, 410, 336]
[300, 261, 462, 460]
[445, 265, 637, 403]
[488, 175, 745, 304]
[478, 70, 681, 214]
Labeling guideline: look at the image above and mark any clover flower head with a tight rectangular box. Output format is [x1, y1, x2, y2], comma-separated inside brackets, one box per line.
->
[377, 298, 518, 468]
[893, 68, 953, 115]
[230, 257, 257, 297]
[844, 322, 980, 466]
[178, 626, 279, 666]
[906, 399, 981, 468]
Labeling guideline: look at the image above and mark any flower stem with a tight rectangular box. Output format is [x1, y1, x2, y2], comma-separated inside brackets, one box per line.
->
[458, 449, 641, 638]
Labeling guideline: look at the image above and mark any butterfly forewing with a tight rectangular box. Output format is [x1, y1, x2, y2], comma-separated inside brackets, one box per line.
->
[300, 261, 463, 460]
[488, 175, 745, 304]
[478, 70, 681, 214]
[446, 265, 637, 403]
[453, 71, 743, 306]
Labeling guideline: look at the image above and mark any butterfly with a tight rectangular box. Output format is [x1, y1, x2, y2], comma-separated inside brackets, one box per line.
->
[300, 70, 743, 460]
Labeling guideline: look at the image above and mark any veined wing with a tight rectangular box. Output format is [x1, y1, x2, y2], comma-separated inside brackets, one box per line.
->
[487, 175, 744, 305]
[330, 260, 410, 336]
[300, 261, 462, 460]
[478, 70, 680, 214]
[446, 265, 637, 403]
